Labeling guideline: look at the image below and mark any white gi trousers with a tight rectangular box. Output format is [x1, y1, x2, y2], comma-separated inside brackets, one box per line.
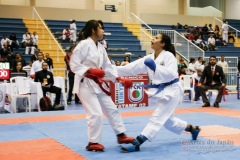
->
[70, 30, 77, 42]
[222, 32, 228, 43]
[25, 46, 35, 55]
[141, 83, 188, 141]
[77, 80, 126, 143]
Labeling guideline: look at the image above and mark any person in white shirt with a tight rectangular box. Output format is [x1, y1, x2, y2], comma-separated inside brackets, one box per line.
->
[217, 55, 229, 78]
[31, 31, 39, 47]
[62, 27, 71, 41]
[70, 20, 77, 43]
[25, 37, 36, 55]
[30, 52, 45, 78]
[195, 57, 203, 70]
[192, 69, 203, 101]
[208, 34, 216, 51]
[22, 31, 30, 48]
[188, 58, 196, 74]
[199, 60, 207, 71]
[1, 35, 11, 48]
[222, 20, 229, 43]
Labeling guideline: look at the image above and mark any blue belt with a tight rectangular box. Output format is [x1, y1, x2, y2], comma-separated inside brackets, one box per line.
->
[139, 78, 179, 97]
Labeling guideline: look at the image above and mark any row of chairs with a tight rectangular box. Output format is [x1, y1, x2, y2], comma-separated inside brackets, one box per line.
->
[180, 75, 219, 102]
[10, 76, 67, 113]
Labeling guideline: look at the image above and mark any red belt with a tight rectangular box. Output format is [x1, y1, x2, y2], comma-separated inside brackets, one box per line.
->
[85, 74, 111, 96]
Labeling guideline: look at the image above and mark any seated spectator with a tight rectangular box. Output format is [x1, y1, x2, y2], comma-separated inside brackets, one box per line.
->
[30, 52, 45, 78]
[188, 58, 196, 74]
[192, 69, 203, 101]
[25, 37, 36, 55]
[9, 33, 19, 51]
[62, 27, 71, 42]
[34, 62, 62, 108]
[199, 60, 207, 71]
[12, 53, 27, 69]
[178, 58, 187, 69]
[201, 24, 209, 35]
[177, 22, 182, 29]
[23, 61, 33, 77]
[208, 34, 216, 51]
[208, 24, 214, 34]
[199, 56, 226, 108]
[178, 66, 186, 77]
[30, 49, 40, 62]
[1, 35, 11, 49]
[121, 56, 130, 66]
[188, 33, 195, 41]
[11, 61, 27, 77]
[31, 31, 38, 48]
[44, 53, 54, 70]
[137, 55, 142, 59]
[108, 55, 115, 65]
[228, 30, 235, 42]
[22, 31, 30, 48]
[194, 35, 208, 51]
[0, 43, 11, 59]
[214, 25, 220, 36]
[115, 60, 121, 66]
[195, 57, 203, 69]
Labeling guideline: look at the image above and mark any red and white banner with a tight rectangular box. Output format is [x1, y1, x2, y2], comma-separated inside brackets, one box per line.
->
[110, 74, 148, 108]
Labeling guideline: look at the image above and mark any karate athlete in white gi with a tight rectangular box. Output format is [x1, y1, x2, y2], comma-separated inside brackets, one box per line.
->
[70, 20, 134, 152]
[118, 33, 201, 152]
[222, 20, 229, 43]
[70, 20, 77, 43]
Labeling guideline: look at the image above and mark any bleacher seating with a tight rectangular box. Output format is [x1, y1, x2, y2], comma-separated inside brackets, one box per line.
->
[45, 20, 146, 62]
[0, 18, 32, 63]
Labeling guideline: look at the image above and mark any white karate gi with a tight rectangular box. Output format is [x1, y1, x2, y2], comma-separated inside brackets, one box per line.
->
[30, 60, 45, 75]
[222, 23, 229, 43]
[70, 37, 126, 143]
[117, 50, 188, 141]
[70, 23, 77, 42]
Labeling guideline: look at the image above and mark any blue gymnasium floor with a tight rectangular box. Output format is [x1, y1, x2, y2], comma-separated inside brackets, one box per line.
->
[0, 94, 240, 160]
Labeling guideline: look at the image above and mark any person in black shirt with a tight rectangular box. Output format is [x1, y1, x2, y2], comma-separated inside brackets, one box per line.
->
[64, 46, 80, 105]
[34, 62, 62, 107]
[11, 61, 27, 77]
[44, 53, 53, 70]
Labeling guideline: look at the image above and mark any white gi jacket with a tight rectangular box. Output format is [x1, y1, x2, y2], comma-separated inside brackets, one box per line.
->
[117, 50, 182, 99]
[70, 37, 118, 94]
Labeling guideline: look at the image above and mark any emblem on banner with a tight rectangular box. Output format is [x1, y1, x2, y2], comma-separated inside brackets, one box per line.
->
[128, 82, 144, 103]
[4, 94, 11, 105]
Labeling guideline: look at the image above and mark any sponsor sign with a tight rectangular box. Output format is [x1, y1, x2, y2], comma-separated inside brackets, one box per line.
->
[110, 74, 148, 108]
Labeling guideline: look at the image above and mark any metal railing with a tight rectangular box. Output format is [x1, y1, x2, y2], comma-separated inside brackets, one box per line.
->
[214, 17, 240, 42]
[128, 12, 152, 30]
[140, 29, 205, 61]
[32, 7, 65, 62]
[128, 12, 204, 61]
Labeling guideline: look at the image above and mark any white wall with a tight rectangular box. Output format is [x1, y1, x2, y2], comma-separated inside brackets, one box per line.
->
[132, 0, 179, 15]
[35, 0, 94, 9]
[225, 0, 240, 19]
[0, 0, 30, 6]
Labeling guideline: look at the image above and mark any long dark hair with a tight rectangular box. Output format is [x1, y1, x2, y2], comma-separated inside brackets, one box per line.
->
[82, 20, 99, 39]
[160, 33, 176, 56]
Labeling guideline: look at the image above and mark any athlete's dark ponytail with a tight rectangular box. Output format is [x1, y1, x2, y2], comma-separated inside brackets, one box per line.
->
[160, 33, 176, 57]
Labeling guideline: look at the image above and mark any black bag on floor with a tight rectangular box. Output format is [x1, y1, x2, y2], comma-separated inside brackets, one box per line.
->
[39, 97, 54, 111]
